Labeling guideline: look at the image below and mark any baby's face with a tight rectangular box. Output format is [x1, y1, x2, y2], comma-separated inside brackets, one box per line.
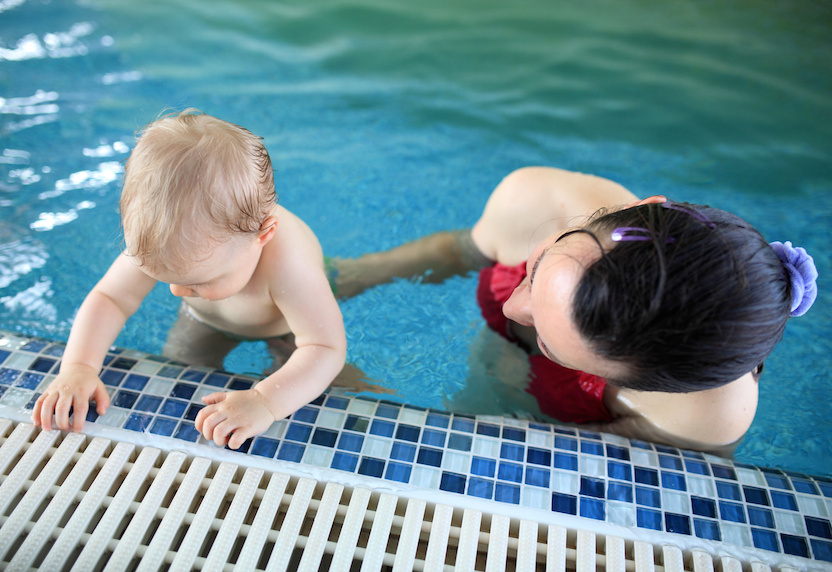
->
[141, 236, 262, 301]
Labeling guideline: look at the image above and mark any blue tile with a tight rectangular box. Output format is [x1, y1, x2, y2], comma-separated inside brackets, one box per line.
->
[134, 395, 163, 413]
[121, 374, 149, 391]
[806, 517, 832, 539]
[21, 340, 48, 352]
[743, 486, 770, 506]
[711, 464, 737, 480]
[580, 441, 604, 456]
[0, 349, 10, 364]
[630, 440, 653, 451]
[554, 436, 577, 451]
[525, 467, 550, 488]
[637, 508, 662, 531]
[635, 486, 661, 508]
[385, 462, 412, 484]
[694, 519, 721, 541]
[158, 365, 183, 379]
[180, 369, 206, 383]
[416, 447, 443, 467]
[227, 438, 252, 454]
[100, 369, 125, 386]
[184, 404, 203, 421]
[476, 422, 500, 437]
[608, 461, 632, 482]
[85, 408, 98, 423]
[278, 442, 305, 463]
[325, 395, 350, 410]
[170, 383, 197, 400]
[338, 433, 365, 453]
[285, 423, 313, 443]
[421, 429, 446, 447]
[149, 417, 177, 437]
[369, 419, 395, 438]
[580, 477, 605, 499]
[684, 460, 710, 476]
[0, 368, 21, 385]
[293, 406, 319, 424]
[228, 378, 252, 390]
[819, 482, 832, 498]
[311, 428, 338, 447]
[716, 481, 742, 501]
[251, 438, 279, 458]
[578, 429, 602, 440]
[451, 417, 475, 433]
[24, 393, 38, 410]
[502, 427, 526, 442]
[204, 372, 231, 387]
[375, 403, 400, 420]
[770, 491, 798, 511]
[605, 444, 630, 461]
[608, 482, 633, 503]
[691, 496, 717, 518]
[751, 528, 780, 553]
[310, 394, 326, 407]
[160, 398, 188, 418]
[634, 467, 659, 486]
[396, 424, 421, 443]
[124, 413, 153, 432]
[792, 478, 820, 495]
[580, 497, 605, 521]
[498, 462, 523, 483]
[719, 501, 746, 524]
[553, 452, 578, 471]
[658, 455, 684, 471]
[14, 372, 42, 390]
[527, 447, 551, 467]
[661, 472, 686, 491]
[665, 513, 691, 535]
[495, 483, 520, 505]
[344, 415, 369, 433]
[331, 452, 359, 472]
[30, 357, 56, 373]
[764, 472, 792, 490]
[174, 422, 200, 442]
[781, 534, 809, 558]
[440, 472, 466, 494]
[471, 457, 496, 478]
[113, 391, 139, 409]
[811, 539, 832, 563]
[110, 357, 138, 370]
[500, 443, 524, 462]
[390, 442, 416, 462]
[528, 422, 550, 432]
[425, 412, 450, 429]
[447, 433, 472, 452]
[748, 507, 775, 528]
[551, 493, 577, 515]
[467, 477, 494, 500]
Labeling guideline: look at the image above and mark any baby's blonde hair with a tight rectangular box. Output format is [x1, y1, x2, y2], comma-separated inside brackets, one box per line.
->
[120, 109, 275, 273]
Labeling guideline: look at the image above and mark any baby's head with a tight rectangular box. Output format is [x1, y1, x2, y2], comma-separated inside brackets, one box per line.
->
[120, 109, 275, 274]
[573, 202, 810, 392]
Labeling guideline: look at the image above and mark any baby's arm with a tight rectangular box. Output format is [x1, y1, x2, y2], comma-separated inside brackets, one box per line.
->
[33, 255, 156, 431]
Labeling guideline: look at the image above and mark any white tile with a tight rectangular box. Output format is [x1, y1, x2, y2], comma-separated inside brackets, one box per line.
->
[317, 409, 346, 430]
[0, 387, 32, 407]
[631, 450, 657, 467]
[263, 419, 287, 439]
[606, 501, 636, 527]
[410, 466, 440, 489]
[687, 476, 716, 498]
[526, 429, 553, 449]
[580, 456, 605, 477]
[661, 491, 690, 514]
[398, 408, 426, 425]
[797, 494, 829, 518]
[735, 467, 766, 486]
[144, 378, 175, 396]
[521, 486, 549, 510]
[442, 451, 470, 474]
[193, 386, 216, 402]
[5, 353, 35, 370]
[362, 436, 392, 459]
[472, 436, 501, 458]
[36, 374, 55, 392]
[132, 360, 163, 375]
[347, 399, 377, 416]
[303, 445, 334, 468]
[96, 407, 129, 428]
[774, 510, 806, 535]
[550, 470, 579, 495]
[721, 523, 753, 548]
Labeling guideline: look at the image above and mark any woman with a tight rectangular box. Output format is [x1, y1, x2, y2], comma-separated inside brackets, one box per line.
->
[335, 167, 817, 455]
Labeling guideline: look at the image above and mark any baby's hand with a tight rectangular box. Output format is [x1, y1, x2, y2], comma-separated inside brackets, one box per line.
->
[32, 363, 111, 432]
[195, 389, 276, 450]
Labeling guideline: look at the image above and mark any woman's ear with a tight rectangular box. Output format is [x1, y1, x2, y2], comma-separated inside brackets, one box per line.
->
[258, 216, 278, 246]
[623, 195, 668, 209]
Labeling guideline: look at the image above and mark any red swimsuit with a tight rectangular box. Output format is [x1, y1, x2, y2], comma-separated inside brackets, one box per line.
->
[476, 262, 613, 424]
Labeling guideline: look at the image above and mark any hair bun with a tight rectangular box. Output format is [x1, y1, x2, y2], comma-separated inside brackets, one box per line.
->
[770, 241, 818, 317]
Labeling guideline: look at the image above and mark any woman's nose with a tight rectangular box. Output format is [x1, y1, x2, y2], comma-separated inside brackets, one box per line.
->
[170, 284, 194, 298]
[503, 281, 534, 327]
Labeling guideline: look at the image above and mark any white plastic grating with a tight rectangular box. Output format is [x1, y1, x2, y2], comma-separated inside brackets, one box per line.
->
[0, 420, 804, 571]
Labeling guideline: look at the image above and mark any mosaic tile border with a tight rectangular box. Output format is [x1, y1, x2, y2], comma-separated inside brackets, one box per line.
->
[1, 329, 830, 564]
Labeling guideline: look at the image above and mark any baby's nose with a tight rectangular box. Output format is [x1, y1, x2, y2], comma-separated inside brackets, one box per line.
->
[170, 284, 194, 298]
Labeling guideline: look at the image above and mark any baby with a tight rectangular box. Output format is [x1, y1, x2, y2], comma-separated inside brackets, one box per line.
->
[32, 110, 347, 450]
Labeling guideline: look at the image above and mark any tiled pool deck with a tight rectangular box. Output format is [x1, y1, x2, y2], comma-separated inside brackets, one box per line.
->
[1, 329, 830, 567]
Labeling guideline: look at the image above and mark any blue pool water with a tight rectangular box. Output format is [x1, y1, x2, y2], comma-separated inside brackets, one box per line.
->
[1, 0, 830, 477]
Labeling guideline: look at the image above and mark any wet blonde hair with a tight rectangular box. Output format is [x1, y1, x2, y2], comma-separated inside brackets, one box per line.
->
[120, 109, 275, 273]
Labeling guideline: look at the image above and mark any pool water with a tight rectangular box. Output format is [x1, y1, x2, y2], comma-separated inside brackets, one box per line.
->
[1, 0, 830, 477]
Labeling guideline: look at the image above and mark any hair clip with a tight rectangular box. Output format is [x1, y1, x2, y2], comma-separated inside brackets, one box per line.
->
[661, 201, 716, 229]
[611, 227, 676, 243]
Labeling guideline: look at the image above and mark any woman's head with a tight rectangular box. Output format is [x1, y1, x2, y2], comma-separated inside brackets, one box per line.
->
[507, 200, 799, 393]
[120, 109, 275, 273]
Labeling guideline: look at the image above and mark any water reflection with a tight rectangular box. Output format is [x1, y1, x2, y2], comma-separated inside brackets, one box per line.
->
[0, 22, 94, 61]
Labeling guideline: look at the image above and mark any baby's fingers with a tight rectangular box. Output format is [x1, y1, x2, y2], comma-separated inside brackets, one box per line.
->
[70, 397, 89, 433]
[34, 392, 58, 431]
[201, 392, 227, 405]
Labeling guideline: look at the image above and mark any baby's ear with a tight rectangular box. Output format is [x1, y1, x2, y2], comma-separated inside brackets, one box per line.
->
[258, 216, 278, 245]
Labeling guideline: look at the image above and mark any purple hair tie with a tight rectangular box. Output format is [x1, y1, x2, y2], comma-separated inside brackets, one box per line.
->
[770, 241, 818, 317]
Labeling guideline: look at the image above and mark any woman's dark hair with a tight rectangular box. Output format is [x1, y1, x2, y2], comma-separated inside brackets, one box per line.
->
[572, 202, 790, 392]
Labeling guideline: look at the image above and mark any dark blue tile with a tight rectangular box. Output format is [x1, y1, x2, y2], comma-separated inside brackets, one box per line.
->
[792, 478, 820, 495]
[174, 422, 200, 442]
[637, 508, 662, 531]
[719, 501, 746, 524]
[85, 408, 98, 423]
[716, 481, 742, 501]
[160, 398, 188, 418]
[751, 528, 780, 553]
[204, 372, 231, 387]
[551, 493, 577, 515]
[14, 372, 42, 390]
[227, 438, 252, 454]
[554, 436, 578, 451]
[502, 427, 526, 442]
[500, 443, 524, 462]
[525, 467, 550, 488]
[170, 383, 197, 400]
[0, 350, 10, 364]
[661, 472, 686, 491]
[748, 507, 775, 528]
[30, 357, 56, 373]
[654, 444, 678, 455]
[580, 497, 605, 521]
[498, 462, 523, 483]
[665, 513, 691, 535]
[311, 428, 338, 448]
[0, 368, 21, 386]
[684, 460, 710, 476]
[375, 403, 400, 419]
[528, 422, 550, 432]
[811, 539, 832, 563]
[451, 417, 475, 433]
[369, 419, 395, 438]
[180, 369, 206, 383]
[110, 357, 138, 370]
[325, 395, 350, 410]
[578, 429, 602, 440]
[331, 452, 359, 472]
[285, 423, 313, 443]
[691, 496, 716, 518]
[476, 423, 500, 437]
[277, 442, 305, 463]
[24, 392, 39, 410]
[580, 441, 604, 456]
[149, 417, 178, 437]
[467, 477, 494, 500]
[658, 455, 684, 471]
[390, 442, 416, 462]
[121, 374, 149, 391]
[158, 365, 183, 379]
[344, 415, 369, 433]
[385, 461, 412, 483]
[634, 467, 659, 486]
[135, 395, 163, 413]
[425, 412, 450, 429]
[806, 517, 832, 539]
[495, 483, 520, 504]
[743, 486, 770, 506]
[338, 433, 365, 453]
[693, 519, 721, 541]
[100, 369, 125, 386]
[228, 378, 252, 390]
[605, 444, 630, 461]
[711, 464, 737, 480]
[770, 491, 798, 511]
[608, 461, 632, 482]
[421, 429, 446, 447]
[21, 340, 48, 352]
[396, 424, 421, 443]
[820, 482, 832, 498]
[113, 391, 139, 409]
[184, 404, 203, 421]
[440, 472, 466, 494]
[310, 394, 326, 407]
[630, 440, 654, 451]
[124, 413, 153, 432]
[447, 433, 472, 452]
[635, 486, 661, 508]
[553, 452, 578, 471]
[580, 477, 605, 499]
[607, 482, 633, 503]
[416, 447, 443, 467]
[764, 472, 792, 491]
[526, 447, 551, 467]
[293, 406, 319, 424]
[251, 438, 279, 458]
[471, 457, 496, 478]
